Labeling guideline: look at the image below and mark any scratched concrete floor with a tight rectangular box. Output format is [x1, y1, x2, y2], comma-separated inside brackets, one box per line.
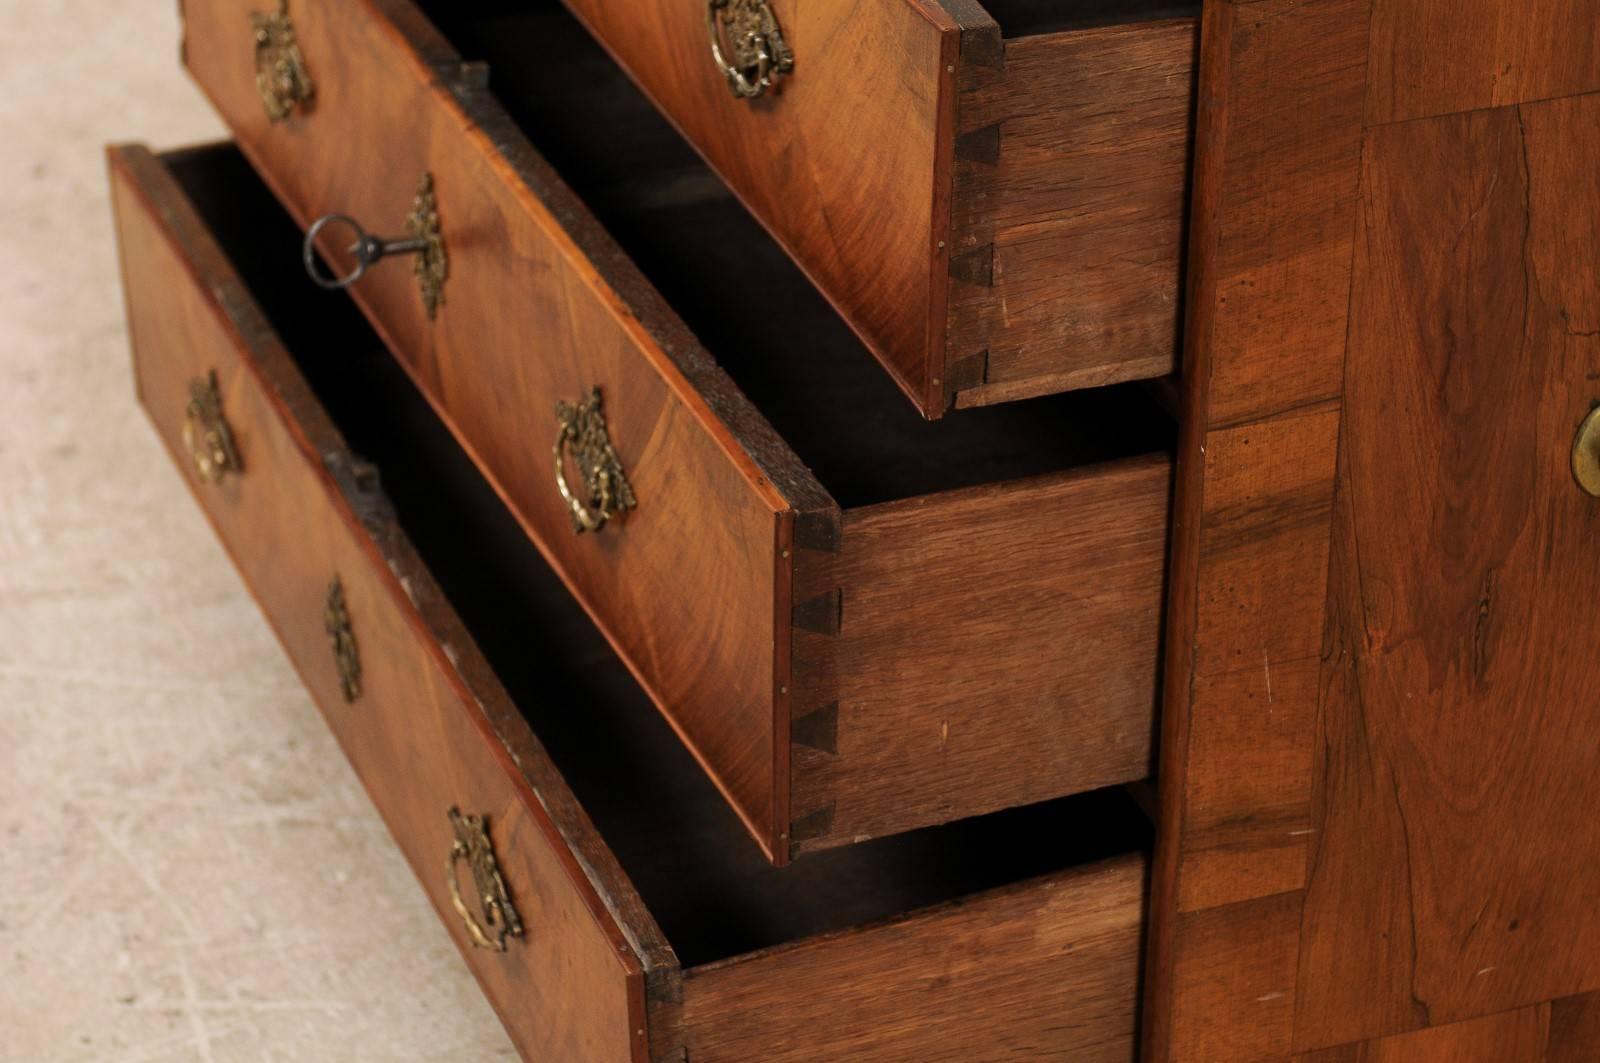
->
[0, 4, 519, 1059]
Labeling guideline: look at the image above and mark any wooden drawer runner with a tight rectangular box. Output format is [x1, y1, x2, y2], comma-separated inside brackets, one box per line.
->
[181, 0, 1175, 863]
[112, 140, 1152, 1063]
[531, 0, 1198, 416]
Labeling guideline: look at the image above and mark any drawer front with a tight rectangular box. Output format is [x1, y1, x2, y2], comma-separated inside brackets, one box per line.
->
[180, 0, 804, 856]
[559, 0, 1196, 416]
[560, 0, 955, 408]
[111, 143, 653, 1063]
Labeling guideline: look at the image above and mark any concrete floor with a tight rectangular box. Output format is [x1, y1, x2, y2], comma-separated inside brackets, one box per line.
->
[0, 4, 518, 1058]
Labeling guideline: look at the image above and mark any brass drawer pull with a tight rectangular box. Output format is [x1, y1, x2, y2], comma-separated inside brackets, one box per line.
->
[302, 174, 447, 319]
[554, 387, 636, 533]
[1574, 406, 1600, 497]
[707, 0, 793, 100]
[252, 1, 314, 122]
[447, 808, 524, 952]
[183, 370, 242, 483]
[323, 577, 361, 703]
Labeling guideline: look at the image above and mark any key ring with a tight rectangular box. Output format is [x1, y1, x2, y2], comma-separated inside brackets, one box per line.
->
[302, 212, 430, 291]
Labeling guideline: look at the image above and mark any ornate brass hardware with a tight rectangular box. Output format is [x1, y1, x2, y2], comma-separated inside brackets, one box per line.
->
[252, 1, 314, 122]
[405, 173, 448, 319]
[323, 577, 361, 703]
[446, 808, 524, 952]
[1573, 406, 1600, 498]
[302, 173, 447, 319]
[554, 387, 636, 533]
[182, 370, 242, 484]
[707, 0, 794, 100]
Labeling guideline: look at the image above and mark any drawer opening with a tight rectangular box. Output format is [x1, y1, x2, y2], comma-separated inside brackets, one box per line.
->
[421, 0, 1177, 509]
[163, 142, 1153, 970]
[982, 0, 1201, 37]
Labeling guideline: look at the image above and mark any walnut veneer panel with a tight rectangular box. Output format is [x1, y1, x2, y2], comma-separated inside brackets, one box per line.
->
[1365, 0, 1600, 125]
[1147, 1, 1600, 1060]
[111, 143, 654, 1063]
[559, 0, 1196, 415]
[1296, 92, 1600, 1051]
[1143, 1, 1369, 1058]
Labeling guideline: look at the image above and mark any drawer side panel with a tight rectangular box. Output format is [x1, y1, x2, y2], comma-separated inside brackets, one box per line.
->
[667, 856, 1147, 1062]
[791, 457, 1170, 853]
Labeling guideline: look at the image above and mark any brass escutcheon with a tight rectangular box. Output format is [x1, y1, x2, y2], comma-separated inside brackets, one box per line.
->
[405, 173, 448, 319]
[446, 808, 524, 952]
[707, 0, 794, 100]
[554, 387, 637, 533]
[1573, 406, 1600, 498]
[323, 577, 361, 703]
[252, 0, 314, 122]
[182, 370, 242, 484]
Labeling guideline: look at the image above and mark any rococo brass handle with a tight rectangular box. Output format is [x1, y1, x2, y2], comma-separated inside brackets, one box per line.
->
[252, 0, 314, 122]
[707, 0, 794, 100]
[302, 174, 448, 319]
[323, 576, 361, 703]
[183, 370, 242, 484]
[554, 387, 637, 533]
[446, 808, 524, 952]
[1573, 406, 1600, 498]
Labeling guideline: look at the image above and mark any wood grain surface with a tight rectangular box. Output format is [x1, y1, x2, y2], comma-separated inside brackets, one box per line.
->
[1143, 0, 1371, 1059]
[947, 17, 1196, 408]
[112, 142, 658, 1063]
[1148, 0, 1600, 1059]
[790, 457, 1171, 853]
[1296, 92, 1600, 1050]
[1365, 0, 1600, 125]
[1295, 1005, 1551, 1063]
[658, 856, 1148, 1062]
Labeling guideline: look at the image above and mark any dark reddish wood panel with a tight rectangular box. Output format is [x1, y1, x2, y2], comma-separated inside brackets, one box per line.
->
[1143, 0, 1370, 1058]
[1548, 990, 1600, 1061]
[1296, 92, 1600, 1050]
[1366, 0, 1600, 125]
[1296, 1004, 1550, 1062]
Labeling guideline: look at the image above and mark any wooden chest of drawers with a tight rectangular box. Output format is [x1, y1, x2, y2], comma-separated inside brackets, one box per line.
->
[113, 0, 1600, 1059]
[178, 0, 1178, 862]
[112, 141, 1148, 1060]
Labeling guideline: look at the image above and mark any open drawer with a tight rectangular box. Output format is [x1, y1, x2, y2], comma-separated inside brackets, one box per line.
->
[546, 0, 1202, 415]
[179, 0, 1175, 862]
[185, 0, 1196, 418]
[112, 140, 1151, 1063]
